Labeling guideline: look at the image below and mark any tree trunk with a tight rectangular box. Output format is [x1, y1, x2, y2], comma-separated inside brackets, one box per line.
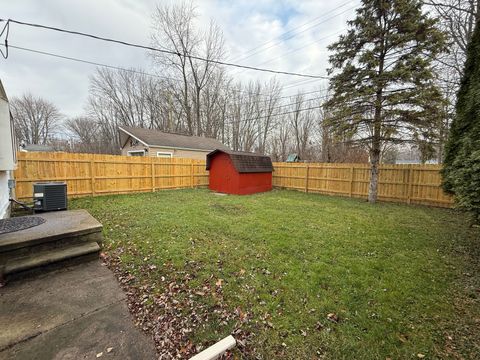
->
[368, 86, 383, 203]
[195, 89, 201, 136]
[368, 147, 381, 203]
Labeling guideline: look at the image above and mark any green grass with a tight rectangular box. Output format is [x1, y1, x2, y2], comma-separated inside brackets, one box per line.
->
[71, 189, 480, 359]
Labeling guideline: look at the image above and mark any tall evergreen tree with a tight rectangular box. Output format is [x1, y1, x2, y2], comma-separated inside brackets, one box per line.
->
[325, 0, 446, 203]
[442, 19, 480, 222]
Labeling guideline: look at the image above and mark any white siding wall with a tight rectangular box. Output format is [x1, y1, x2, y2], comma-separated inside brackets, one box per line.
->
[0, 171, 10, 219]
[0, 83, 15, 218]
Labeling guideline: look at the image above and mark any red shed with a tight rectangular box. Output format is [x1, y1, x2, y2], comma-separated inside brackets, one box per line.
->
[206, 149, 273, 195]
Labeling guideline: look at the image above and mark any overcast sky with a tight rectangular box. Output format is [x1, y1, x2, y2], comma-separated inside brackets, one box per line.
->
[0, 0, 358, 117]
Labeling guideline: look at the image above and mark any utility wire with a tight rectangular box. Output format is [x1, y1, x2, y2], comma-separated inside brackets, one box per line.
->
[229, 0, 352, 62]
[1, 44, 332, 127]
[0, 18, 328, 79]
[251, 30, 343, 69]
[0, 43, 394, 128]
[231, 5, 356, 64]
[2, 43, 330, 102]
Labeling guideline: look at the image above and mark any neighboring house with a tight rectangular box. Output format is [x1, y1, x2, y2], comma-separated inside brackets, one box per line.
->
[118, 126, 229, 160]
[19, 143, 54, 152]
[0, 80, 16, 219]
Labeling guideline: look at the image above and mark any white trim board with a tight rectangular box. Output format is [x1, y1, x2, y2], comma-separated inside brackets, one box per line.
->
[127, 150, 146, 156]
[156, 151, 173, 158]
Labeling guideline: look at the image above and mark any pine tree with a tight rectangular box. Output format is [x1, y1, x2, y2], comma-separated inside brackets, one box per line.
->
[442, 19, 480, 222]
[325, 0, 446, 203]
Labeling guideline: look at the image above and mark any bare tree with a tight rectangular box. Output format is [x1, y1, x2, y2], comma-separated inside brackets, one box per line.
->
[151, 1, 225, 137]
[289, 93, 314, 159]
[427, 1, 479, 161]
[11, 93, 62, 145]
[428, 0, 479, 79]
[64, 116, 112, 154]
[257, 79, 281, 154]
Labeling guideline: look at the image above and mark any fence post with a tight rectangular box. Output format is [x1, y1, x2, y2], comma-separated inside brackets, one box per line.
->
[304, 164, 310, 193]
[407, 165, 413, 204]
[151, 157, 155, 192]
[349, 165, 354, 197]
[191, 160, 194, 188]
[90, 156, 96, 196]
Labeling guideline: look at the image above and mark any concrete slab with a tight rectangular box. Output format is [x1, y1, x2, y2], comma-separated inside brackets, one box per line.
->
[0, 261, 156, 359]
[0, 210, 103, 252]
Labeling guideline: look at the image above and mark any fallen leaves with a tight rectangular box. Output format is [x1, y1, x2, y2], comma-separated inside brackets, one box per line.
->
[101, 251, 254, 359]
[327, 313, 339, 323]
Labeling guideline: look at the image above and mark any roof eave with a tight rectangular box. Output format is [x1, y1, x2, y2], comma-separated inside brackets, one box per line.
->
[149, 144, 217, 152]
[118, 126, 150, 147]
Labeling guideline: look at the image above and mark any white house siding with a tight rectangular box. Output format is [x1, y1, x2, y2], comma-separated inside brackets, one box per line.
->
[0, 171, 10, 219]
[0, 81, 15, 219]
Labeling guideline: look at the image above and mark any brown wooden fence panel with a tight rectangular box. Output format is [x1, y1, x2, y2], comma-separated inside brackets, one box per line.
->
[14, 152, 453, 207]
[14, 152, 209, 199]
[272, 162, 453, 208]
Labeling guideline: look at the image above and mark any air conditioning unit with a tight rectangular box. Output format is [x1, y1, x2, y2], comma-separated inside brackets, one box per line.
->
[33, 182, 67, 212]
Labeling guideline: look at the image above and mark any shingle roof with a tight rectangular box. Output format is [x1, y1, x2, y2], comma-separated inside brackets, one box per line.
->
[119, 126, 229, 151]
[206, 149, 273, 173]
[22, 144, 54, 152]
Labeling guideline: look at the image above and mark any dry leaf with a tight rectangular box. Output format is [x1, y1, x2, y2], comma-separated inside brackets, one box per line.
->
[327, 313, 339, 323]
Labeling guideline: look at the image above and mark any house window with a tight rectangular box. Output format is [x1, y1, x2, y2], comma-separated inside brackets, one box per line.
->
[156, 151, 173, 158]
[127, 150, 146, 157]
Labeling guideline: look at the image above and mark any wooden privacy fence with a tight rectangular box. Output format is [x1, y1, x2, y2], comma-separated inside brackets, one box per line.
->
[14, 152, 453, 208]
[273, 162, 453, 208]
[14, 152, 208, 199]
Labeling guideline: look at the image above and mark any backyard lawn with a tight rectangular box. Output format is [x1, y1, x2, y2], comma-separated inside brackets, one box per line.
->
[71, 189, 480, 359]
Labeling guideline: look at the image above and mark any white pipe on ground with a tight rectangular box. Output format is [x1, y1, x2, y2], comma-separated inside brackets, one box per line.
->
[189, 335, 236, 360]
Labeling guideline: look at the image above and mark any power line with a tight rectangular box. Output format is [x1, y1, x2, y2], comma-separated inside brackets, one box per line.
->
[1, 18, 329, 79]
[230, 29, 343, 81]
[251, 30, 343, 69]
[2, 41, 398, 129]
[2, 43, 330, 102]
[225, 104, 323, 125]
[231, 5, 356, 64]
[1, 43, 332, 127]
[229, 1, 353, 62]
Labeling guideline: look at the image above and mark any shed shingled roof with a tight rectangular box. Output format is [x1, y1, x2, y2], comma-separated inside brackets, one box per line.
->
[206, 149, 273, 173]
[119, 126, 229, 151]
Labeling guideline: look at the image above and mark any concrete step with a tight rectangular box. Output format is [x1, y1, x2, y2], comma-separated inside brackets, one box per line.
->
[3, 242, 101, 280]
[0, 210, 103, 283]
[0, 210, 103, 254]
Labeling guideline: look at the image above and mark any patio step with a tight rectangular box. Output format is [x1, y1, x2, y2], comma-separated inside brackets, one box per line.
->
[0, 209, 103, 254]
[0, 210, 103, 283]
[3, 242, 101, 280]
